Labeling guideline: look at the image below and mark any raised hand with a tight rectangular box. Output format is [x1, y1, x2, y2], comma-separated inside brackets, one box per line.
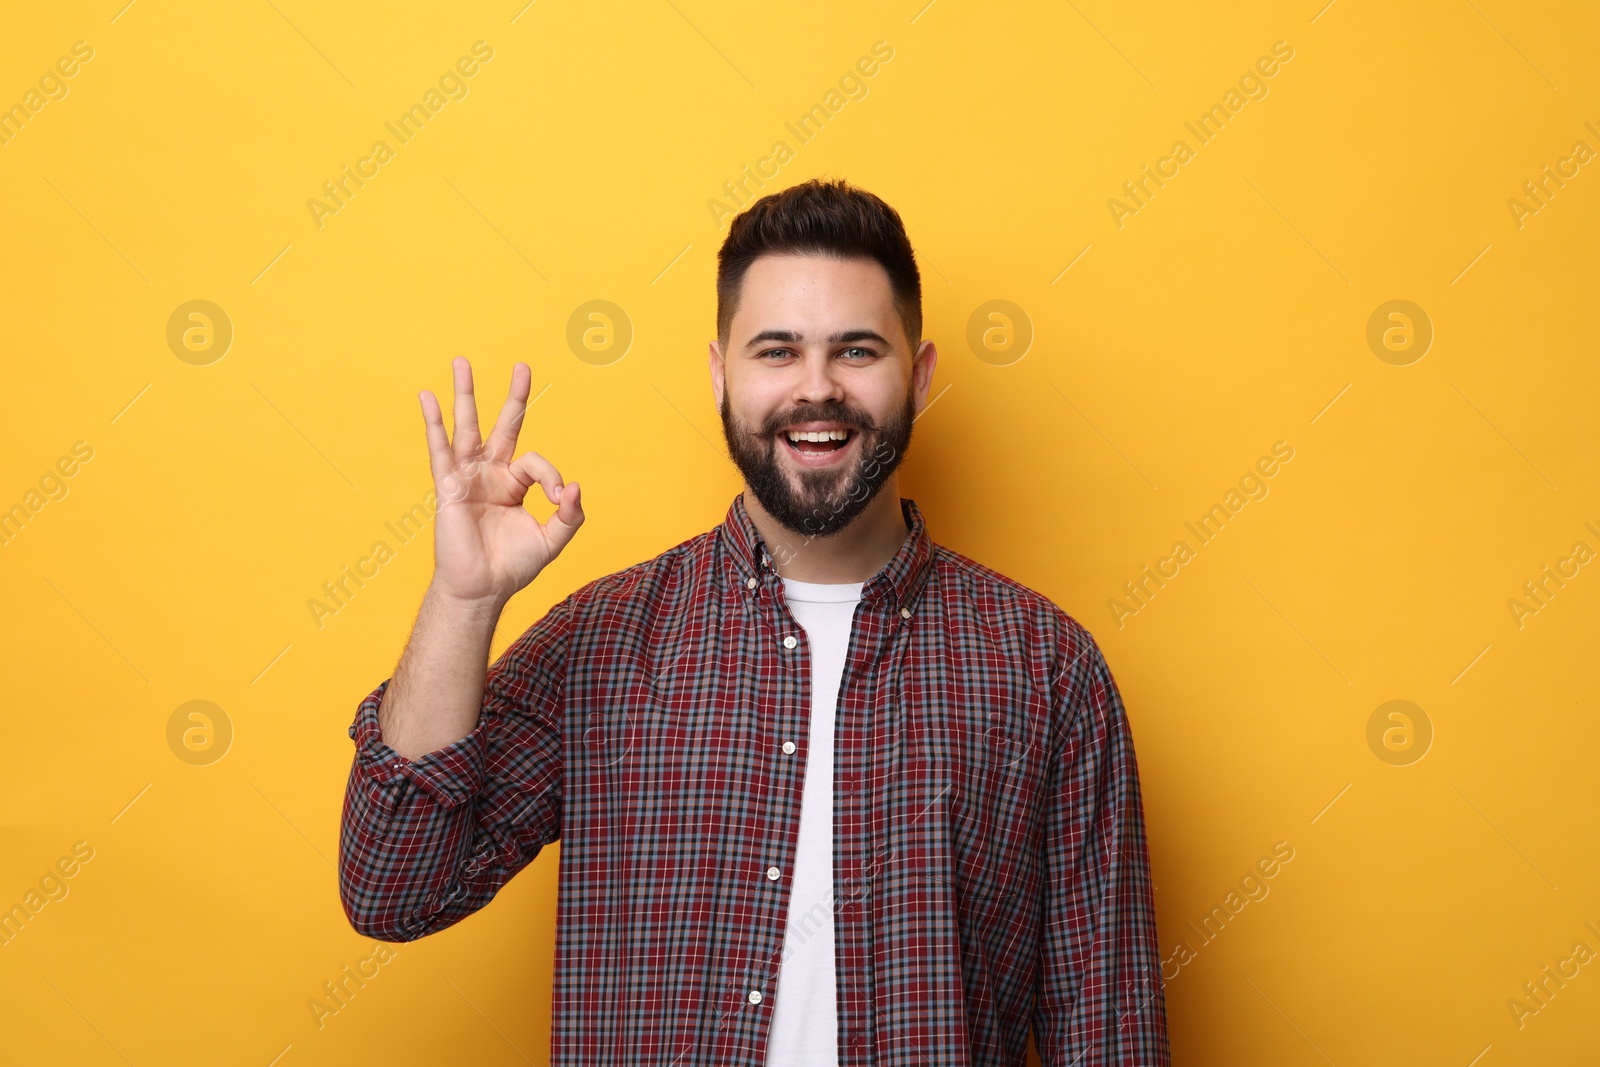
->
[420, 357, 584, 614]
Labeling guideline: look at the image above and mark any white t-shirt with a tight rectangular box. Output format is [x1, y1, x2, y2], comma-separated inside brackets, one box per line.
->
[762, 575, 863, 1067]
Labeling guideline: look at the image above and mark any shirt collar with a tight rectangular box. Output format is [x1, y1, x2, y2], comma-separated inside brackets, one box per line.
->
[719, 490, 935, 612]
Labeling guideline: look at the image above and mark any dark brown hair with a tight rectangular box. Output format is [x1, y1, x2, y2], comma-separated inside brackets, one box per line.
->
[715, 178, 922, 352]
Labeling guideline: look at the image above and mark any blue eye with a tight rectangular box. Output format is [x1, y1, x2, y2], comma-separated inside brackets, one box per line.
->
[757, 346, 875, 360]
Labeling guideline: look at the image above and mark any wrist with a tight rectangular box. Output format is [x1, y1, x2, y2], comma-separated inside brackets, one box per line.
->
[424, 579, 510, 627]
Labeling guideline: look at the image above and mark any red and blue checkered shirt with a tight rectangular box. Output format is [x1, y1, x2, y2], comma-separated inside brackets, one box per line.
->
[339, 493, 1170, 1065]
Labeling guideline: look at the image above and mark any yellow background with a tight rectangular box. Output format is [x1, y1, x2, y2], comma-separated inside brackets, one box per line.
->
[2, 0, 1597, 1063]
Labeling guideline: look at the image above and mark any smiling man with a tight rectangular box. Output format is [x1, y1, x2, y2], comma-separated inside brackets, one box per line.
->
[338, 178, 1170, 1066]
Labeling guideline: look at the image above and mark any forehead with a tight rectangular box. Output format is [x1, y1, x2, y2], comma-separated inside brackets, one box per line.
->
[732, 253, 896, 338]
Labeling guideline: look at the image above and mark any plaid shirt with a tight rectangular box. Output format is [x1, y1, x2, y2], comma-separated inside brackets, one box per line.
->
[339, 493, 1170, 1066]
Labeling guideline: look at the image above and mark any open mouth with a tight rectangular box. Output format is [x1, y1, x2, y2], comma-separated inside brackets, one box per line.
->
[779, 427, 856, 462]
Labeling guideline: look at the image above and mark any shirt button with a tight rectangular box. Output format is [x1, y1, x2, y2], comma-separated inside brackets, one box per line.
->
[766, 866, 780, 880]
[782, 741, 796, 755]
[783, 635, 797, 649]
[746, 577, 758, 589]
[900, 607, 911, 619]
[748, 989, 763, 1005]
[348, 723, 356, 739]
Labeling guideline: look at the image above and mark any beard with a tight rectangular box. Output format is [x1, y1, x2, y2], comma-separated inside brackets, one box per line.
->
[719, 386, 915, 539]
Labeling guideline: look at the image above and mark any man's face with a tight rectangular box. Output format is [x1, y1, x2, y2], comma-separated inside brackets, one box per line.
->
[710, 253, 935, 538]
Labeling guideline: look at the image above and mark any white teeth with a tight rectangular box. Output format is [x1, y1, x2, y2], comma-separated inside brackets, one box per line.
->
[785, 429, 850, 442]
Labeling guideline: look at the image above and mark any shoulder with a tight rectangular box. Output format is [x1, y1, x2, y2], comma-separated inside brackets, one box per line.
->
[929, 542, 1102, 668]
[927, 541, 1122, 758]
[561, 526, 716, 622]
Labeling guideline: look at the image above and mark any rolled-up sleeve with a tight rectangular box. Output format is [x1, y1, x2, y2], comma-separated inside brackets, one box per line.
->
[338, 592, 575, 942]
[1032, 624, 1170, 1066]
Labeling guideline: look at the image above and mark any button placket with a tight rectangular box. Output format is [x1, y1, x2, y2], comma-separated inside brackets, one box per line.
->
[750, 541, 806, 1029]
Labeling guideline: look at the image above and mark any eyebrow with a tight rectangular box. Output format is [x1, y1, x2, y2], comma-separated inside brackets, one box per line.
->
[742, 329, 892, 350]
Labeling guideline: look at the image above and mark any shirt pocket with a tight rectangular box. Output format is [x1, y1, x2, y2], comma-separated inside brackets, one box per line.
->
[879, 754, 1011, 905]
[911, 741, 1044, 910]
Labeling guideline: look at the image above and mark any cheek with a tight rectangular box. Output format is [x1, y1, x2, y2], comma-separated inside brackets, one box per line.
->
[859, 390, 904, 429]
[732, 398, 782, 437]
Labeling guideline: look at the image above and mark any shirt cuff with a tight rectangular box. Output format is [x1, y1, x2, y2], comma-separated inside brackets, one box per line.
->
[348, 677, 490, 810]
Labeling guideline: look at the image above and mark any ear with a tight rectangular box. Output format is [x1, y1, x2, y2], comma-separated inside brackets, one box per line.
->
[911, 338, 938, 416]
[708, 338, 726, 408]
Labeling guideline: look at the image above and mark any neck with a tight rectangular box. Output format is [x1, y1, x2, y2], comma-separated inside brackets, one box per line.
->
[743, 478, 911, 584]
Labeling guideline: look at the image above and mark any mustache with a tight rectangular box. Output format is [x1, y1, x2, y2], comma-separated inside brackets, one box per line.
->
[756, 411, 875, 436]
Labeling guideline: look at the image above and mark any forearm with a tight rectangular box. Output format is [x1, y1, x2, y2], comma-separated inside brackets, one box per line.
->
[339, 591, 573, 942]
[377, 582, 505, 760]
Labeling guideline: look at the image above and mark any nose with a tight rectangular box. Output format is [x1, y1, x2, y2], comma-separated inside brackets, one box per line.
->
[792, 348, 844, 407]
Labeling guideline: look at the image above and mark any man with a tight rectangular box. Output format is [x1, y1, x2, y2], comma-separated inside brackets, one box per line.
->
[339, 178, 1170, 1065]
